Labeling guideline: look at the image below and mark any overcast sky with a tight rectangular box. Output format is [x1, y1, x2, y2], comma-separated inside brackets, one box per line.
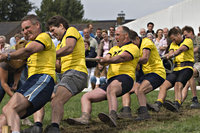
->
[29, 0, 183, 20]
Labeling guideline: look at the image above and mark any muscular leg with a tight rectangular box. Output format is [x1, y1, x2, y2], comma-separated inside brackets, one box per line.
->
[135, 80, 154, 121]
[190, 75, 198, 98]
[97, 80, 123, 127]
[121, 93, 131, 107]
[121, 82, 139, 107]
[157, 80, 172, 101]
[182, 81, 190, 102]
[0, 114, 7, 132]
[174, 82, 183, 103]
[51, 86, 73, 124]
[81, 88, 106, 114]
[66, 88, 107, 125]
[1, 92, 31, 132]
[136, 80, 153, 107]
[106, 80, 123, 112]
[182, 68, 198, 101]
[33, 107, 45, 123]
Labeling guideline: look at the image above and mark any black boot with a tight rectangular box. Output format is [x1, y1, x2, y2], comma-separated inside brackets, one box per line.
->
[118, 106, 132, 119]
[135, 106, 151, 121]
[98, 110, 117, 127]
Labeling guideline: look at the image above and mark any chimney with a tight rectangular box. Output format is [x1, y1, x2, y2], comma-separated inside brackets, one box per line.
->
[116, 11, 125, 26]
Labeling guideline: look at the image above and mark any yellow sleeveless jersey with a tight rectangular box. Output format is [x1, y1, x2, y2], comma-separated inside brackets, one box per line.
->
[140, 38, 166, 79]
[26, 32, 56, 81]
[169, 38, 194, 71]
[107, 42, 140, 80]
[58, 27, 88, 74]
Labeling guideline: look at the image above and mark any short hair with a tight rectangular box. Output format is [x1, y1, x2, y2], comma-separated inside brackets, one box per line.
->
[121, 26, 130, 36]
[140, 28, 146, 32]
[21, 14, 41, 29]
[147, 22, 154, 27]
[87, 23, 93, 28]
[155, 29, 163, 38]
[0, 35, 6, 41]
[14, 33, 23, 39]
[129, 30, 139, 41]
[102, 29, 108, 34]
[147, 33, 154, 39]
[168, 26, 182, 37]
[96, 28, 102, 31]
[46, 15, 69, 31]
[83, 28, 89, 32]
[84, 40, 90, 46]
[110, 26, 115, 30]
[182, 26, 194, 35]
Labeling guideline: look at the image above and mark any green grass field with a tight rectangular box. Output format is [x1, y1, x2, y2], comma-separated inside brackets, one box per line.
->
[1, 90, 200, 133]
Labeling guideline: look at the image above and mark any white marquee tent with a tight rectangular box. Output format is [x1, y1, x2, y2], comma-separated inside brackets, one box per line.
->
[123, 0, 200, 34]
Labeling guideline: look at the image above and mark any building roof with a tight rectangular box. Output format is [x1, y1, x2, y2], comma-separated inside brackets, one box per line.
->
[0, 21, 21, 43]
[0, 19, 135, 43]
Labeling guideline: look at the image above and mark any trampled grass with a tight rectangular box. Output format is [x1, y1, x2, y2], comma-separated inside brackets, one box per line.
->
[1, 90, 200, 133]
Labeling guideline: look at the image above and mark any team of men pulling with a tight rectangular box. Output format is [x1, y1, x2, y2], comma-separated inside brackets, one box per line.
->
[0, 14, 197, 133]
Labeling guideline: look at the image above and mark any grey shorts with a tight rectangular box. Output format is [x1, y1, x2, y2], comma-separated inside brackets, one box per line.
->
[54, 69, 88, 95]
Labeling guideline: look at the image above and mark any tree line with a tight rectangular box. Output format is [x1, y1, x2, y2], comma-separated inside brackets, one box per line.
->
[0, 0, 85, 23]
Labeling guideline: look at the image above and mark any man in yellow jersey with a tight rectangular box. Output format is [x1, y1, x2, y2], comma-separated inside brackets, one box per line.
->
[65, 26, 140, 127]
[119, 30, 166, 121]
[181, 26, 200, 109]
[0, 14, 56, 133]
[149, 27, 194, 112]
[44, 15, 88, 133]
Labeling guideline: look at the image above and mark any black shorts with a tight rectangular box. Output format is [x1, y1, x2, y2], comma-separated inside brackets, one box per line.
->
[100, 74, 133, 96]
[136, 73, 165, 90]
[166, 68, 193, 87]
[17, 74, 55, 119]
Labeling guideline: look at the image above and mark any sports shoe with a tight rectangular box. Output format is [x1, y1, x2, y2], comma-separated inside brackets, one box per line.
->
[98, 112, 117, 127]
[21, 125, 42, 133]
[135, 106, 151, 121]
[190, 99, 200, 109]
[44, 125, 60, 133]
[66, 117, 90, 125]
[65, 112, 91, 125]
[117, 106, 132, 119]
[163, 100, 180, 112]
[147, 102, 161, 112]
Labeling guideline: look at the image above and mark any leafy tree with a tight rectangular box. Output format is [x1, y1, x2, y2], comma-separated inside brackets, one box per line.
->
[36, 0, 84, 24]
[0, 0, 34, 21]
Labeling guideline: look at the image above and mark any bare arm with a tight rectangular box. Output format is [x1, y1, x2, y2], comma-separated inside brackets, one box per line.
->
[0, 41, 45, 61]
[56, 38, 76, 58]
[166, 45, 188, 59]
[98, 51, 133, 65]
[55, 59, 61, 73]
[0, 68, 14, 97]
[138, 49, 150, 64]
[194, 46, 200, 53]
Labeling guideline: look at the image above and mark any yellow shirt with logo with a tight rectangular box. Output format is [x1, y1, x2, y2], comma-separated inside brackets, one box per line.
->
[26, 32, 56, 81]
[169, 38, 194, 71]
[140, 38, 166, 79]
[107, 42, 140, 80]
[58, 27, 88, 74]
